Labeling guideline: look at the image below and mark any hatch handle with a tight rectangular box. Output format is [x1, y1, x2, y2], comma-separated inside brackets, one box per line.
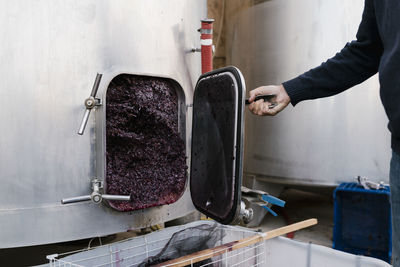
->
[61, 178, 131, 204]
[77, 73, 103, 135]
[245, 94, 277, 109]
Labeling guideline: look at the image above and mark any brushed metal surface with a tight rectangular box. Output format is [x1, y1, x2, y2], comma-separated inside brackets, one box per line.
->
[0, 0, 205, 247]
[230, 0, 391, 186]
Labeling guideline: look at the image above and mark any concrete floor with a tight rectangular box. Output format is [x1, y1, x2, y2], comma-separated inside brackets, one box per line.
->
[255, 188, 334, 247]
[0, 188, 335, 266]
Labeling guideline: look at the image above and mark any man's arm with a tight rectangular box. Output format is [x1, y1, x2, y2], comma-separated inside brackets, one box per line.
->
[249, 0, 383, 115]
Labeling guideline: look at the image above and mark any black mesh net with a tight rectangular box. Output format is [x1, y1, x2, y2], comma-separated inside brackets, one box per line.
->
[138, 224, 225, 267]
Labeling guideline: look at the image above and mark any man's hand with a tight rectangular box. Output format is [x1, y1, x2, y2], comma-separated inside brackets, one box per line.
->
[248, 85, 290, 116]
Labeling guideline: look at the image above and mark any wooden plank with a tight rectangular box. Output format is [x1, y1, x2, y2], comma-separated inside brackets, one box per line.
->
[153, 218, 318, 267]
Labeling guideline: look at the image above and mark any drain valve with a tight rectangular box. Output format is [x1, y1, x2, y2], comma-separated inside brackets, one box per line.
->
[61, 178, 131, 205]
[239, 201, 254, 224]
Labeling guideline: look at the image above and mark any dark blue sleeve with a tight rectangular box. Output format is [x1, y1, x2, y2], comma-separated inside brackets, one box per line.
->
[283, 0, 383, 106]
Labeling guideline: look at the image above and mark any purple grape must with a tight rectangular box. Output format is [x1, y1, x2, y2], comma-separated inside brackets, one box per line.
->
[106, 75, 187, 211]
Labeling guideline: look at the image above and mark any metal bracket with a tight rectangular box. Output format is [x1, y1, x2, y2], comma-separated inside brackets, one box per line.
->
[61, 178, 131, 205]
[239, 201, 254, 224]
[357, 176, 388, 190]
[190, 46, 215, 54]
[191, 47, 201, 53]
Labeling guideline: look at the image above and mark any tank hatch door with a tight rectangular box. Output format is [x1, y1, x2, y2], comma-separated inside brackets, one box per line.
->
[190, 66, 246, 224]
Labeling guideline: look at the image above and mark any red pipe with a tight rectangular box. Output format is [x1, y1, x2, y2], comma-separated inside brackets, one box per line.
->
[200, 19, 214, 74]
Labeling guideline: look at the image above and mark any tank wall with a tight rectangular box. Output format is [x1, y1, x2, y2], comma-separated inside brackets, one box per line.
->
[0, 0, 205, 247]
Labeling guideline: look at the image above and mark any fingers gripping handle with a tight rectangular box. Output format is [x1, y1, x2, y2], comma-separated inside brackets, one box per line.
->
[245, 94, 277, 108]
[77, 73, 103, 135]
[245, 94, 275, 104]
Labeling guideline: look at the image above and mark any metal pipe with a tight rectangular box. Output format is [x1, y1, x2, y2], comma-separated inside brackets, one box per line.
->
[90, 73, 102, 97]
[77, 109, 91, 135]
[61, 195, 91, 204]
[102, 194, 131, 201]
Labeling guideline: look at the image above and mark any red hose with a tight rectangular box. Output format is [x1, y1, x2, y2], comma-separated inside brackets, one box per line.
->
[200, 19, 214, 74]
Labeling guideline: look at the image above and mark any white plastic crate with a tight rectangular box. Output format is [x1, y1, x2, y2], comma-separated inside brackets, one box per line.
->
[45, 221, 391, 267]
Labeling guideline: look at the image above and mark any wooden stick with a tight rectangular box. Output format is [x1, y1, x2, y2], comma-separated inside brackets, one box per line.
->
[154, 218, 318, 267]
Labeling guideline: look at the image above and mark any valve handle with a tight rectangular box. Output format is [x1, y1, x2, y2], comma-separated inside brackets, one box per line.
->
[77, 73, 103, 135]
[90, 73, 102, 98]
[61, 194, 131, 204]
[61, 195, 92, 204]
[61, 178, 131, 205]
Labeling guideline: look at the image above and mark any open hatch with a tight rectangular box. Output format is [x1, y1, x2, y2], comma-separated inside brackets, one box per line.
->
[190, 66, 246, 224]
[61, 66, 251, 225]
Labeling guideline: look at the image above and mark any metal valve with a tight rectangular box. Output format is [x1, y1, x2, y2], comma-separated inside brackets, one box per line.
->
[61, 178, 131, 205]
[77, 73, 103, 135]
[239, 201, 254, 224]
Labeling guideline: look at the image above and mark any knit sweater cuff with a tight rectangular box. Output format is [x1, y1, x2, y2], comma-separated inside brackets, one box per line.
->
[282, 78, 311, 106]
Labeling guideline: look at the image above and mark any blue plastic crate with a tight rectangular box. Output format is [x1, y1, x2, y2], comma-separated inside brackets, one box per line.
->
[333, 182, 392, 263]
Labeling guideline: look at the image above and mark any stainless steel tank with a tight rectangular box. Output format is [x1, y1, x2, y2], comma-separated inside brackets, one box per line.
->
[0, 0, 206, 248]
[230, 0, 391, 187]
